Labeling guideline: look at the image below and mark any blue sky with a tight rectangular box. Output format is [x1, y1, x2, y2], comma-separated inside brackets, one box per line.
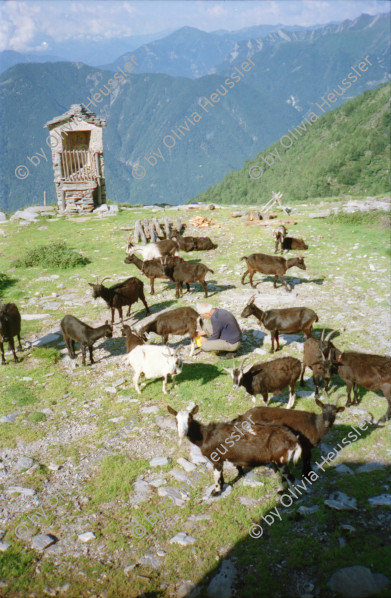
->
[1, 0, 390, 52]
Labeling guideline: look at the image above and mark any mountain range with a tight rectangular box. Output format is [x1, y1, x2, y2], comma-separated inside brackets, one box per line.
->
[0, 13, 389, 212]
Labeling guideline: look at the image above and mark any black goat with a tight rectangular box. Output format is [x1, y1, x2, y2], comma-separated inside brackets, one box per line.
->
[88, 276, 150, 323]
[241, 295, 318, 353]
[124, 254, 185, 294]
[167, 404, 302, 495]
[241, 253, 306, 291]
[139, 307, 202, 356]
[225, 356, 302, 408]
[0, 303, 22, 364]
[121, 324, 146, 353]
[60, 315, 113, 366]
[163, 262, 214, 298]
[232, 397, 344, 476]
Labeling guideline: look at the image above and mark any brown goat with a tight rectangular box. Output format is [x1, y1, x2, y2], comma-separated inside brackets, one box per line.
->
[163, 262, 214, 298]
[168, 404, 302, 495]
[281, 237, 308, 253]
[241, 253, 306, 291]
[124, 253, 185, 294]
[121, 324, 146, 353]
[241, 296, 318, 352]
[88, 276, 150, 324]
[232, 397, 344, 476]
[329, 349, 391, 423]
[300, 330, 337, 397]
[139, 306, 202, 356]
[273, 225, 288, 253]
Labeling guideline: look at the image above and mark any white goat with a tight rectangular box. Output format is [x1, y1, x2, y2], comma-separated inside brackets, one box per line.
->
[123, 344, 183, 394]
[127, 243, 162, 260]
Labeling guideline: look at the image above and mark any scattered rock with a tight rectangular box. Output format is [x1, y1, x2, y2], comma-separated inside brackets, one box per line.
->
[0, 542, 10, 552]
[242, 471, 265, 487]
[32, 332, 62, 347]
[7, 486, 36, 496]
[177, 457, 197, 473]
[328, 565, 389, 597]
[334, 464, 354, 475]
[169, 532, 197, 546]
[124, 564, 136, 575]
[141, 405, 160, 414]
[78, 532, 96, 543]
[356, 462, 385, 473]
[21, 314, 50, 320]
[155, 415, 177, 430]
[188, 514, 212, 522]
[138, 551, 163, 569]
[0, 411, 22, 423]
[207, 559, 236, 598]
[239, 497, 259, 508]
[150, 457, 170, 467]
[176, 580, 198, 597]
[203, 484, 232, 502]
[368, 494, 391, 507]
[130, 479, 153, 507]
[31, 534, 56, 551]
[158, 486, 187, 506]
[15, 457, 34, 472]
[0, 212, 7, 222]
[325, 491, 357, 511]
[297, 505, 320, 516]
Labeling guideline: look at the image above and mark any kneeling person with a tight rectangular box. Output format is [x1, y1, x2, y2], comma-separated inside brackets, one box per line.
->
[196, 303, 242, 353]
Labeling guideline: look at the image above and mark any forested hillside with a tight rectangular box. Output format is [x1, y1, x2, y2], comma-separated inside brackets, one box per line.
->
[194, 83, 391, 205]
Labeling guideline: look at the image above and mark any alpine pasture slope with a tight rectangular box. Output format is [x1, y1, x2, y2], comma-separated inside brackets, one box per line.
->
[0, 201, 390, 597]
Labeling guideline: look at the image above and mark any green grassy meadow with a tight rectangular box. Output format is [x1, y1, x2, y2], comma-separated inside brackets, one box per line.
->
[0, 201, 390, 597]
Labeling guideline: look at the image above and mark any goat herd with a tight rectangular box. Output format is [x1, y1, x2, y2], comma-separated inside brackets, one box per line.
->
[0, 221, 390, 496]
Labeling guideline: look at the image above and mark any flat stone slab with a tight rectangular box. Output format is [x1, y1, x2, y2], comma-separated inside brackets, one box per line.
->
[15, 457, 34, 472]
[150, 457, 170, 467]
[31, 534, 55, 551]
[207, 559, 237, 598]
[169, 532, 197, 546]
[169, 469, 192, 484]
[325, 491, 357, 511]
[297, 505, 320, 516]
[356, 462, 386, 473]
[78, 532, 96, 543]
[32, 333, 62, 347]
[368, 494, 391, 507]
[328, 565, 389, 598]
[158, 486, 187, 506]
[334, 464, 354, 475]
[242, 471, 265, 487]
[7, 486, 36, 496]
[0, 542, 10, 552]
[203, 484, 232, 503]
[239, 496, 259, 508]
[155, 415, 176, 431]
[138, 551, 163, 569]
[141, 405, 159, 414]
[177, 457, 196, 472]
[188, 514, 212, 522]
[0, 411, 22, 423]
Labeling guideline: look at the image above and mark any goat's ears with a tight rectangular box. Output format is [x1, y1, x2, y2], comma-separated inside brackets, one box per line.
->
[315, 398, 324, 409]
[336, 406, 345, 413]
[190, 405, 199, 416]
[223, 367, 233, 374]
[88, 283, 94, 287]
[248, 295, 256, 304]
[167, 405, 177, 416]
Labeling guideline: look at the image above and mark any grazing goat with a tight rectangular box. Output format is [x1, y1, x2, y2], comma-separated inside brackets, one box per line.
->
[124, 345, 182, 394]
[89, 276, 150, 324]
[139, 307, 202, 356]
[167, 404, 302, 495]
[300, 330, 337, 397]
[163, 262, 214, 298]
[241, 253, 306, 291]
[60, 315, 113, 366]
[232, 397, 344, 476]
[0, 303, 22, 364]
[273, 225, 288, 254]
[127, 239, 178, 260]
[124, 254, 185, 294]
[172, 235, 217, 252]
[225, 356, 302, 408]
[241, 296, 318, 353]
[121, 324, 146, 353]
[328, 349, 391, 423]
[281, 237, 308, 253]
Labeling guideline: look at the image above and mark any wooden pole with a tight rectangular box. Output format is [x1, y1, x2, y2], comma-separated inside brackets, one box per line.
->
[43, 191, 47, 206]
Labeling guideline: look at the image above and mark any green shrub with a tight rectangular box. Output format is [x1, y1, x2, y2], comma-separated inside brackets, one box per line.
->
[27, 411, 47, 423]
[13, 242, 89, 269]
[326, 211, 388, 226]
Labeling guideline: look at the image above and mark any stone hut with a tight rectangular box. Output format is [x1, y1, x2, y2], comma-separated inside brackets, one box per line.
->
[44, 104, 106, 214]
